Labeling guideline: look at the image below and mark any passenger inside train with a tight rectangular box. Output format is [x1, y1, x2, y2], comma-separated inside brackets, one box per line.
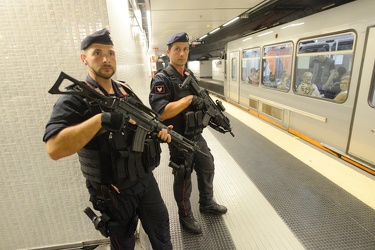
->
[296, 71, 321, 97]
[334, 74, 350, 102]
[309, 47, 336, 93]
[277, 69, 290, 90]
[247, 67, 259, 85]
[324, 66, 347, 99]
[242, 48, 261, 86]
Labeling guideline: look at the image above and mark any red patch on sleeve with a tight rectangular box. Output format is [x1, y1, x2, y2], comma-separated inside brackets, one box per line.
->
[154, 85, 165, 94]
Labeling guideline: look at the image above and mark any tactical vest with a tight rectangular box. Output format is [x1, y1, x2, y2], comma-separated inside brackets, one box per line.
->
[162, 66, 204, 137]
[77, 81, 161, 189]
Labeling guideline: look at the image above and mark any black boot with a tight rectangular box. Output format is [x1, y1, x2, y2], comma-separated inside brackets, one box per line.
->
[200, 201, 228, 215]
[179, 213, 202, 234]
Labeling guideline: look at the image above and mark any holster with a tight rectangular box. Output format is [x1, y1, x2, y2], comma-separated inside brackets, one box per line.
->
[172, 151, 194, 178]
[93, 184, 139, 237]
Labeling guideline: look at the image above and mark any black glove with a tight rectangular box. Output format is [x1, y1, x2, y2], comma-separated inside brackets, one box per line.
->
[191, 95, 204, 110]
[101, 112, 126, 133]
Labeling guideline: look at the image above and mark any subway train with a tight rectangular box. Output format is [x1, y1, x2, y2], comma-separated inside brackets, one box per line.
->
[221, 0, 375, 175]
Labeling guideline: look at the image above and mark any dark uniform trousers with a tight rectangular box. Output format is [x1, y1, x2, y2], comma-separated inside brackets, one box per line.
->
[93, 173, 172, 250]
[169, 134, 215, 217]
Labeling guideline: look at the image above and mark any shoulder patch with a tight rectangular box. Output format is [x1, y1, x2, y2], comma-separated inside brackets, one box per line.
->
[154, 85, 165, 94]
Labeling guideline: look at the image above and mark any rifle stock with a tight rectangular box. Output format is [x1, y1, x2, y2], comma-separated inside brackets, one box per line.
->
[49, 71, 209, 157]
[181, 76, 234, 137]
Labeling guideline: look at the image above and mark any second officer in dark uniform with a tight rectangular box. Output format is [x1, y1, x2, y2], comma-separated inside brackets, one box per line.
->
[149, 32, 227, 234]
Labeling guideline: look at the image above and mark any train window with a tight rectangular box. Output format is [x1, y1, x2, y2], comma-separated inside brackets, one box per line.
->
[331, 39, 354, 52]
[231, 57, 237, 81]
[299, 42, 329, 53]
[241, 48, 260, 86]
[295, 33, 355, 102]
[262, 42, 293, 91]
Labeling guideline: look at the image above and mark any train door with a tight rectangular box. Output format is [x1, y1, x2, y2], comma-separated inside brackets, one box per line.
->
[229, 51, 240, 103]
[349, 27, 375, 166]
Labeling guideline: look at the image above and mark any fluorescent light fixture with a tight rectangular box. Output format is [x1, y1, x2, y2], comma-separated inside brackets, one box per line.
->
[281, 22, 305, 29]
[242, 37, 253, 42]
[199, 34, 208, 40]
[258, 31, 273, 37]
[322, 3, 335, 10]
[147, 11, 151, 42]
[223, 17, 239, 27]
[246, 0, 271, 14]
[209, 28, 220, 34]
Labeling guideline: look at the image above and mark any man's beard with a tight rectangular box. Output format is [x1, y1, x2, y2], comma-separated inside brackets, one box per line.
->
[92, 66, 115, 79]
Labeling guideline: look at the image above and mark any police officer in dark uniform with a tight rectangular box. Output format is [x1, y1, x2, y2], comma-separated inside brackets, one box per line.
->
[149, 32, 227, 234]
[43, 29, 173, 249]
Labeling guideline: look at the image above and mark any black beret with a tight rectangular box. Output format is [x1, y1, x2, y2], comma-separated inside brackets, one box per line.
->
[167, 32, 189, 46]
[81, 28, 113, 50]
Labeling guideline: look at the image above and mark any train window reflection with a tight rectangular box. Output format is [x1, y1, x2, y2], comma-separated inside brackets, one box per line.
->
[295, 32, 355, 102]
[231, 57, 237, 80]
[241, 48, 260, 86]
[262, 42, 293, 91]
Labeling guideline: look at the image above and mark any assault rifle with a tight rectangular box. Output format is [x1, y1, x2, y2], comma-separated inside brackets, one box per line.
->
[181, 76, 234, 137]
[49, 72, 208, 157]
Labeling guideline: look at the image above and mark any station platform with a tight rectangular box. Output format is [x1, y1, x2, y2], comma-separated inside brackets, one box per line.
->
[146, 97, 375, 250]
[196, 77, 224, 96]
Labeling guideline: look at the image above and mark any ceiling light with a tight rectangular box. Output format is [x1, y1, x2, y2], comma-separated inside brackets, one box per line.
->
[199, 34, 208, 40]
[223, 17, 239, 27]
[257, 31, 273, 37]
[322, 3, 335, 10]
[209, 28, 220, 34]
[242, 37, 253, 42]
[281, 22, 305, 30]
[246, 0, 271, 14]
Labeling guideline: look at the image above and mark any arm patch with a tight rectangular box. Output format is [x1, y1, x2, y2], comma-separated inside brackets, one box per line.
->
[154, 85, 165, 94]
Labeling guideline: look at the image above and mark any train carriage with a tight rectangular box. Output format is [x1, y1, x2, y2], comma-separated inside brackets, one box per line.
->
[225, 0, 375, 174]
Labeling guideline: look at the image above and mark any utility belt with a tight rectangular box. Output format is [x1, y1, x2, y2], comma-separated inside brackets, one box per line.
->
[78, 133, 161, 187]
[183, 110, 204, 137]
